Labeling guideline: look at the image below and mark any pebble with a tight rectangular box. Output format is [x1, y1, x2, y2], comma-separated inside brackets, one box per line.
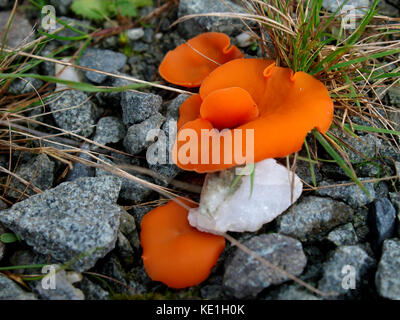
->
[123, 112, 165, 155]
[49, 90, 96, 138]
[0, 176, 123, 271]
[375, 239, 400, 300]
[276, 196, 354, 242]
[368, 198, 396, 250]
[317, 245, 375, 299]
[223, 234, 307, 298]
[121, 91, 162, 125]
[327, 223, 359, 246]
[79, 48, 127, 83]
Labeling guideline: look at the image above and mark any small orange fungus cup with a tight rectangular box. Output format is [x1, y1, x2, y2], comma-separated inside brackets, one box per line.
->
[140, 198, 226, 289]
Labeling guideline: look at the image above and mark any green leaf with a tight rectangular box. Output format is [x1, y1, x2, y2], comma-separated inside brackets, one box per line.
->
[0, 233, 19, 244]
[71, 0, 109, 21]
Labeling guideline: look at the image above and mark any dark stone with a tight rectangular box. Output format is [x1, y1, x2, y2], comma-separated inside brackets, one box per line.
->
[368, 198, 396, 251]
[79, 48, 127, 83]
[223, 234, 307, 298]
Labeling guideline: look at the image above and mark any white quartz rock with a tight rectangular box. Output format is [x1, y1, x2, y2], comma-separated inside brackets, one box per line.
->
[55, 58, 83, 90]
[188, 158, 303, 234]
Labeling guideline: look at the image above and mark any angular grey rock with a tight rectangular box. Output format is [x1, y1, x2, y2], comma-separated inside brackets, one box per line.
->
[116, 232, 135, 265]
[147, 94, 188, 185]
[119, 210, 140, 251]
[0, 274, 37, 300]
[34, 267, 84, 300]
[328, 129, 381, 163]
[8, 77, 43, 95]
[368, 198, 396, 250]
[295, 160, 323, 185]
[0, 11, 33, 49]
[389, 192, 400, 236]
[0, 176, 123, 271]
[123, 112, 165, 155]
[8, 153, 55, 199]
[121, 91, 163, 125]
[76, 276, 110, 300]
[93, 116, 126, 146]
[315, 178, 375, 208]
[79, 48, 127, 83]
[318, 245, 375, 298]
[327, 223, 359, 246]
[96, 156, 155, 203]
[49, 90, 96, 138]
[276, 196, 354, 242]
[65, 144, 95, 181]
[129, 205, 153, 225]
[178, 0, 248, 37]
[375, 239, 400, 300]
[223, 234, 307, 298]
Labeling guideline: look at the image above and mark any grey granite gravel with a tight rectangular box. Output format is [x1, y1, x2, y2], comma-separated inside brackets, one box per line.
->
[147, 94, 187, 185]
[276, 196, 354, 242]
[65, 144, 95, 181]
[375, 239, 400, 300]
[8, 153, 55, 199]
[96, 156, 155, 203]
[0, 176, 123, 271]
[76, 276, 110, 300]
[79, 48, 127, 83]
[0, 274, 37, 300]
[49, 90, 96, 138]
[315, 178, 375, 208]
[368, 198, 396, 250]
[0, 11, 33, 48]
[318, 245, 375, 299]
[178, 0, 249, 37]
[34, 267, 84, 300]
[8, 77, 43, 95]
[123, 112, 165, 155]
[119, 210, 140, 251]
[93, 116, 126, 146]
[327, 223, 359, 246]
[116, 232, 135, 265]
[223, 234, 307, 298]
[121, 91, 162, 125]
[389, 192, 400, 236]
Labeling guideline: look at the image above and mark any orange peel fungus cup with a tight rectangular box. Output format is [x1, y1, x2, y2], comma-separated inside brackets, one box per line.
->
[140, 198, 226, 289]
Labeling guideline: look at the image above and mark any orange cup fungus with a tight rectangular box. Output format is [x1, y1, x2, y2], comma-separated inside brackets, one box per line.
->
[140, 198, 225, 289]
[159, 33, 334, 173]
[159, 32, 243, 87]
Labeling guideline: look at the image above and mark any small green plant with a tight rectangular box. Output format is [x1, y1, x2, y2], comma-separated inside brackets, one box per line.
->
[71, 0, 153, 21]
[0, 233, 20, 244]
